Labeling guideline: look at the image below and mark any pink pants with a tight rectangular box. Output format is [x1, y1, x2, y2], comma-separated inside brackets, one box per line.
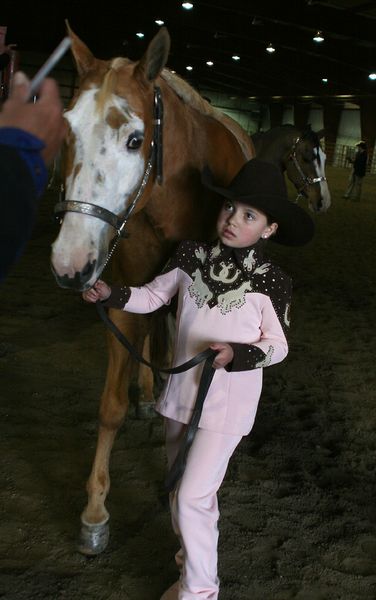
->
[165, 418, 242, 600]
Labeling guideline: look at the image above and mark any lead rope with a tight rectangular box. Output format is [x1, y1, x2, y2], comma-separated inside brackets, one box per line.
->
[96, 301, 218, 492]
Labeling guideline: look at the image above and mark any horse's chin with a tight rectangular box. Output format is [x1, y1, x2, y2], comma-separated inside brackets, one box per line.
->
[308, 200, 330, 214]
[307, 188, 331, 213]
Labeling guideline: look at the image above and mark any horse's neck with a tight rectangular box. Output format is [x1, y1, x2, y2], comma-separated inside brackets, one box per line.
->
[160, 82, 253, 176]
[254, 127, 298, 169]
[143, 93, 253, 243]
[160, 71, 254, 161]
[215, 112, 254, 160]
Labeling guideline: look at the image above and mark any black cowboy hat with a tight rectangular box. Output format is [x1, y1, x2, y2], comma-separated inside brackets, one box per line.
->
[201, 158, 314, 246]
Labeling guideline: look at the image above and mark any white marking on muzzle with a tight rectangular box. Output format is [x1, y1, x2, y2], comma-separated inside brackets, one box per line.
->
[314, 147, 331, 211]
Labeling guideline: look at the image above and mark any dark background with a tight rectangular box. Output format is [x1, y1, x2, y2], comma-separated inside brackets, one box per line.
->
[2, 0, 376, 100]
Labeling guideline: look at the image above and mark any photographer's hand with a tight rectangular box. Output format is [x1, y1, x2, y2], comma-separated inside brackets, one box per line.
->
[0, 71, 66, 165]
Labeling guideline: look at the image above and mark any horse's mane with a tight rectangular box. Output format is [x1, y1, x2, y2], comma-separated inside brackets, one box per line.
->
[160, 68, 218, 118]
[96, 58, 253, 159]
[160, 69, 253, 159]
[96, 57, 132, 116]
[276, 124, 321, 148]
[253, 124, 321, 148]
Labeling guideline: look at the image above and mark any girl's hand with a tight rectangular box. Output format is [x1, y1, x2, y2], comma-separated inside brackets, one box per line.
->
[209, 342, 234, 369]
[82, 280, 111, 303]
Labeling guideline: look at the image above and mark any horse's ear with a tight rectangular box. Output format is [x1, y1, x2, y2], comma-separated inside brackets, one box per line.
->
[135, 27, 171, 84]
[65, 20, 96, 76]
[316, 128, 325, 139]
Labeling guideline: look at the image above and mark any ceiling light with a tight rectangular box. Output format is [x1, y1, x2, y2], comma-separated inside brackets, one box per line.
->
[322, 78, 328, 83]
[186, 65, 193, 71]
[155, 20, 164, 26]
[368, 72, 376, 80]
[266, 43, 275, 53]
[182, 2, 193, 9]
[232, 55, 240, 61]
[136, 32, 144, 38]
[313, 30, 324, 42]
[206, 60, 214, 66]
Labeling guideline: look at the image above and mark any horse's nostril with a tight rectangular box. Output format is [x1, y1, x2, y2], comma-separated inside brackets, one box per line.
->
[82, 260, 96, 279]
[51, 260, 97, 290]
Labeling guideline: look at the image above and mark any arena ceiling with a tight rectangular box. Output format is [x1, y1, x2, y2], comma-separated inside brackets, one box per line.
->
[2, 0, 376, 101]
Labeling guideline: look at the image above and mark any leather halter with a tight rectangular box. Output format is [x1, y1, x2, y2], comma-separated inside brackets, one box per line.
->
[54, 86, 164, 267]
[288, 136, 326, 198]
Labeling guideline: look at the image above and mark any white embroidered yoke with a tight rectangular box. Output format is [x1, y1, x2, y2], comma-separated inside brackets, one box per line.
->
[104, 240, 291, 435]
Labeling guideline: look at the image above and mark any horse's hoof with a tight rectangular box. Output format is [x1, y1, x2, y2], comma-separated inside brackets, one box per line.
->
[136, 401, 156, 420]
[78, 520, 109, 555]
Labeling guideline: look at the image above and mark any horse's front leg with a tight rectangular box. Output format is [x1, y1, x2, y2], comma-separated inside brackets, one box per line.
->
[134, 333, 156, 417]
[78, 309, 148, 555]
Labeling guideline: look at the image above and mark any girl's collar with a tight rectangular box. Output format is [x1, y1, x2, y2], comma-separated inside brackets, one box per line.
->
[210, 239, 265, 271]
[214, 238, 264, 257]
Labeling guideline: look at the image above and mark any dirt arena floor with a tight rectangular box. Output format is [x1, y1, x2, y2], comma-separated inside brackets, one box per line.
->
[0, 166, 375, 600]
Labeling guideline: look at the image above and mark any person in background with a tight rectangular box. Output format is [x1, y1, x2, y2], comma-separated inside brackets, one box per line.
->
[343, 141, 368, 201]
[0, 71, 66, 281]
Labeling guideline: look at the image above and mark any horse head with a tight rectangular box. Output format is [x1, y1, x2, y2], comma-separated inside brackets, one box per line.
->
[285, 125, 331, 213]
[51, 24, 170, 291]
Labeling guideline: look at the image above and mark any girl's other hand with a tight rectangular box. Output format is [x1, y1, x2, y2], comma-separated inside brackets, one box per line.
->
[209, 342, 234, 369]
[82, 280, 111, 303]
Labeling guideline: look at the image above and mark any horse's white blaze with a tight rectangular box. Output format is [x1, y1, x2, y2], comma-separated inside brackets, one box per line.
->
[314, 147, 331, 211]
[51, 88, 145, 281]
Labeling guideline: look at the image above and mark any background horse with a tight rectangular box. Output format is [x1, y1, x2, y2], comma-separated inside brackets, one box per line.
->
[50, 25, 255, 555]
[252, 124, 331, 212]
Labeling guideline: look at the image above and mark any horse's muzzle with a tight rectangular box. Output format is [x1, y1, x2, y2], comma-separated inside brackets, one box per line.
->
[51, 260, 97, 291]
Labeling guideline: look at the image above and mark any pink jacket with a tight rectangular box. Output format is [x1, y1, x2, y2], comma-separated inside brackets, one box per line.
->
[105, 240, 291, 436]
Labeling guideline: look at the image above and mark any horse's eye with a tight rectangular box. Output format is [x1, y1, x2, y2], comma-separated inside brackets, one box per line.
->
[126, 134, 143, 150]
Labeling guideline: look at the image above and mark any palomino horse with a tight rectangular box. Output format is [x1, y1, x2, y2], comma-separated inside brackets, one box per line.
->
[252, 124, 331, 212]
[50, 26, 255, 555]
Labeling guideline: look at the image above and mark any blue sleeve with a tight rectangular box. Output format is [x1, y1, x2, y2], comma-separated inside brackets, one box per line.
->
[0, 143, 42, 281]
[0, 127, 47, 197]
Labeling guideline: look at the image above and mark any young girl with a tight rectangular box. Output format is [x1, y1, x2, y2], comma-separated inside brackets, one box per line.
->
[83, 159, 314, 600]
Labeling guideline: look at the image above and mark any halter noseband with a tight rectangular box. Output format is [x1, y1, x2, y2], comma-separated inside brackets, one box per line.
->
[288, 136, 326, 199]
[54, 86, 164, 260]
